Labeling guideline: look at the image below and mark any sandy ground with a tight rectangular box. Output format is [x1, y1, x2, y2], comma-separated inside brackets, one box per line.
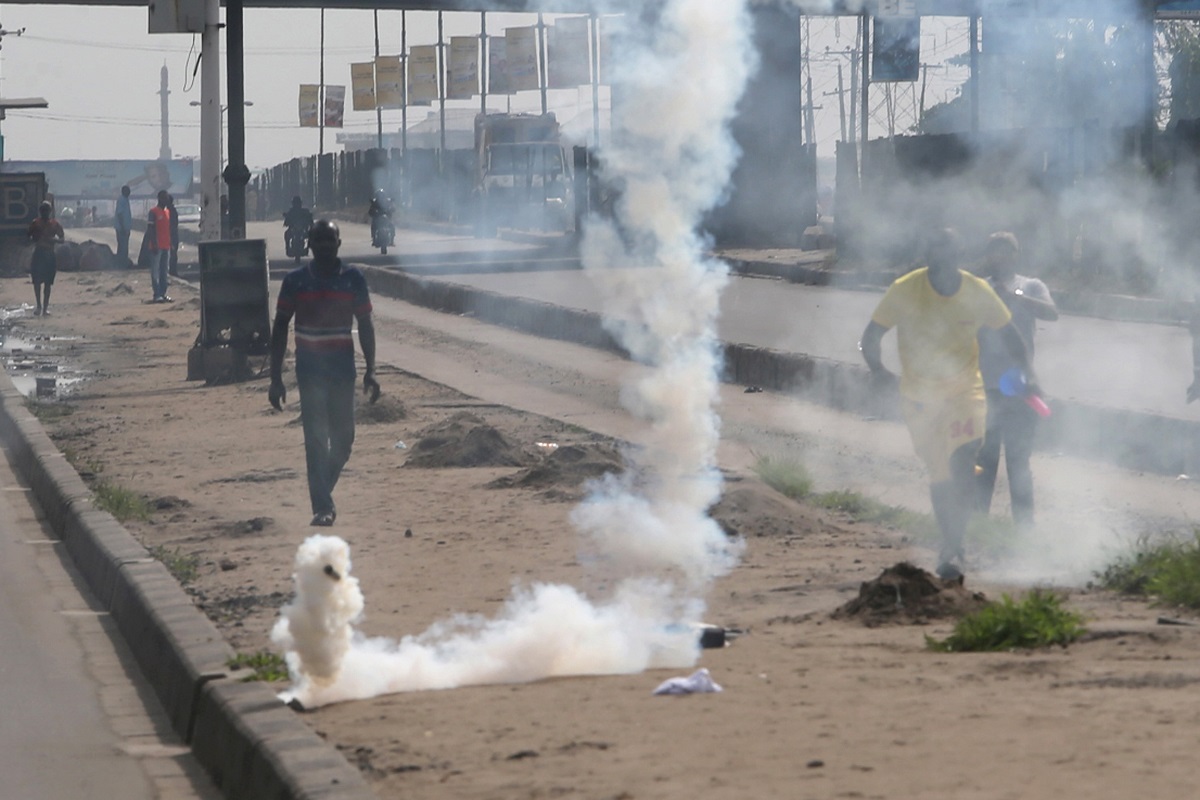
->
[6, 267, 1200, 800]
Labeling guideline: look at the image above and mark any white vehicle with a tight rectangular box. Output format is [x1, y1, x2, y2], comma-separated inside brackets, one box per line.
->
[174, 201, 201, 228]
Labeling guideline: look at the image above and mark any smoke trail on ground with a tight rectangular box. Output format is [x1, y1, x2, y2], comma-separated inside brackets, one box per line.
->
[273, 0, 756, 709]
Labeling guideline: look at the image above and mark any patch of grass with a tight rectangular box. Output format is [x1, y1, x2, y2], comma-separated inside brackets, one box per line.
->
[227, 650, 289, 682]
[149, 545, 201, 585]
[752, 456, 813, 501]
[810, 489, 939, 539]
[94, 481, 150, 522]
[927, 590, 1086, 652]
[24, 398, 74, 421]
[753, 457, 1017, 551]
[1096, 532, 1200, 609]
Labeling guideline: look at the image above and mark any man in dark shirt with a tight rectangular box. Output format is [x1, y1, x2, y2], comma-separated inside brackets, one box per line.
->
[974, 232, 1058, 530]
[268, 219, 381, 526]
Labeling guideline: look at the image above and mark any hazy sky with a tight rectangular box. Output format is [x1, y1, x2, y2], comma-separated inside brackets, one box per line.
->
[0, 5, 576, 168]
[0, 4, 968, 177]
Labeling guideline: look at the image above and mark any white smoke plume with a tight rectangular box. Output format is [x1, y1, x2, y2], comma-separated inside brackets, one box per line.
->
[273, 0, 756, 709]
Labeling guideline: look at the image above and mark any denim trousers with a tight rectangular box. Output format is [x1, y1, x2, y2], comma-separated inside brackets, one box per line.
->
[150, 249, 170, 298]
[975, 390, 1038, 527]
[297, 371, 356, 516]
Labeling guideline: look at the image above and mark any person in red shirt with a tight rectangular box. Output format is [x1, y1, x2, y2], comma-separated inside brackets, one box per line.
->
[146, 190, 173, 302]
[27, 201, 64, 316]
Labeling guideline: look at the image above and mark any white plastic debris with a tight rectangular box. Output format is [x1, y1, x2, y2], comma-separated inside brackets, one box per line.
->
[394, 441, 407, 449]
[652, 668, 723, 696]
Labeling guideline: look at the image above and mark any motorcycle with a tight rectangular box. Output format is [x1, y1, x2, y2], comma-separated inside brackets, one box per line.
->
[284, 225, 308, 263]
[371, 214, 395, 255]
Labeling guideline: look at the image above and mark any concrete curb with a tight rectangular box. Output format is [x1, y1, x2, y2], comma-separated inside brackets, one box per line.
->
[0, 373, 374, 800]
[362, 266, 1200, 477]
[726, 256, 1189, 326]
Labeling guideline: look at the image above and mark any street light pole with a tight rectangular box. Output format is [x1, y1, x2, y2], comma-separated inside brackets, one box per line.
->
[224, 0, 249, 240]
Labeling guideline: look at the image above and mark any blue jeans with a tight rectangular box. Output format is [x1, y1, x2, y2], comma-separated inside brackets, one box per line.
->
[297, 371, 356, 516]
[150, 249, 170, 299]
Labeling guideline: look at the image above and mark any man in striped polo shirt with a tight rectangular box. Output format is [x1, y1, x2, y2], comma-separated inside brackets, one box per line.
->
[268, 219, 381, 526]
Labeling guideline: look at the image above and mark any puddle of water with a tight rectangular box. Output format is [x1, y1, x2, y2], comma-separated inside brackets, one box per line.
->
[1, 313, 89, 398]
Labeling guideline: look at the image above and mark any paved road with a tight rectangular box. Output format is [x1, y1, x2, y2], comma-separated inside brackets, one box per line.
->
[69, 223, 1198, 421]
[0, 441, 221, 799]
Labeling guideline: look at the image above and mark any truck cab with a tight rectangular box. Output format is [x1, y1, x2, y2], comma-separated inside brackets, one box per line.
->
[475, 112, 572, 236]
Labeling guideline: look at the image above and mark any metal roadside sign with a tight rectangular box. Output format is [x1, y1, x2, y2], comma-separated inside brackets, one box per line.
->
[0, 172, 45, 237]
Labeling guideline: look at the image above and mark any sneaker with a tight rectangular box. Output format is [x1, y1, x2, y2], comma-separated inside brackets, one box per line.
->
[33, 307, 42, 316]
[310, 511, 336, 527]
[162, 295, 173, 303]
[41, 308, 50, 316]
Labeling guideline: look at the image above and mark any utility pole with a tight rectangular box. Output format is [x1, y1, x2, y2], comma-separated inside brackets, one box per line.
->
[374, 10, 382, 150]
[199, 0, 220, 240]
[224, 0, 248, 239]
[319, 7, 325, 157]
[158, 64, 171, 160]
[827, 65, 846, 142]
[849, 22, 859, 144]
[538, 12, 548, 116]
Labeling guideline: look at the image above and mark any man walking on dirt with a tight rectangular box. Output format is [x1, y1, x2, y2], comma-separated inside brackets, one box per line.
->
[859, 228, 1036, 580]
[974, 231, 1058, 530]
[268, 219, 381, 527]
[27, 200, 64, 316]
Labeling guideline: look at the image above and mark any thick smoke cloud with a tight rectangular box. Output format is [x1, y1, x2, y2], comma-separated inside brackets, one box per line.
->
[274, 0, 757, 708]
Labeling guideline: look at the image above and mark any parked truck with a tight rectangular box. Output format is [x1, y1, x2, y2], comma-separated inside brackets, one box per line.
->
[474, 112, 572, 236]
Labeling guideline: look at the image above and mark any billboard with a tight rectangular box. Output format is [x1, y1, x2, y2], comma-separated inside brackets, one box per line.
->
[448, 36, 479, 100]
[376, 55, 405, 108]
[1, 160, 192, 200]
[351, 62, 376, 111]
[299, 84, 320, 127]
[872, 16, 921, 82]
[324, 85, 346, 128]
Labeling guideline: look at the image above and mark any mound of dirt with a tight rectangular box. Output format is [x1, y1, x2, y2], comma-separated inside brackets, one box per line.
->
[488, 443, 625, 500]
[832, 562, 989, 627]
[405, 411, 535, 468]
[356, 394, 407, 425]
[711, 482, 826, 539]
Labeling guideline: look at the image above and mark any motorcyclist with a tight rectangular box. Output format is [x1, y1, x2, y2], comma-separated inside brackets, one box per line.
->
[283, 196, 314, 259]
[368, 190, 394, 247]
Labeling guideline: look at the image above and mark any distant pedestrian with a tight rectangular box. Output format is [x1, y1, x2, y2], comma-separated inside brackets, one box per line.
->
[114, 185, 132, 267]
[146, 190, 173, 302]
[165, 193, 180, 276]
[974, 232, 1058, 530]
[268, 219, 380, 527]
[27, 201, 64, 316]
[860, 228, 1036, 580]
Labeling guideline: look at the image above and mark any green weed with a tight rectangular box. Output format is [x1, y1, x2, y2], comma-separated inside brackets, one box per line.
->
[24, 398, 73, 421]
[94, 481, 150, 522]
[227, 650, 289, 682]
[752, 456, 812, 501]
[1096, 532, 1200, 609]
[149, 545, 200, 585]
[927, 590, 1086, 652]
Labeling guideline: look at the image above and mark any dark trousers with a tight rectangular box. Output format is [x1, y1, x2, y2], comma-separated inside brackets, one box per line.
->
[975, 390, 1038, 527]
[115, 228, 130, 265]
[297, 372, 356, 516]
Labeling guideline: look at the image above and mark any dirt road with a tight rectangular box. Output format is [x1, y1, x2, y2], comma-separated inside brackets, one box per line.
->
[5, 265, 1200, 800]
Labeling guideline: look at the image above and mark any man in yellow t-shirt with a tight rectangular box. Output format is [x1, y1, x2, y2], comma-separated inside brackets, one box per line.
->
[860, 228, 1036, 581]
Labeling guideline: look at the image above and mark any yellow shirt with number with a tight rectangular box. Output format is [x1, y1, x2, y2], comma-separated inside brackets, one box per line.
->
[871, 268, 1012, 403]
